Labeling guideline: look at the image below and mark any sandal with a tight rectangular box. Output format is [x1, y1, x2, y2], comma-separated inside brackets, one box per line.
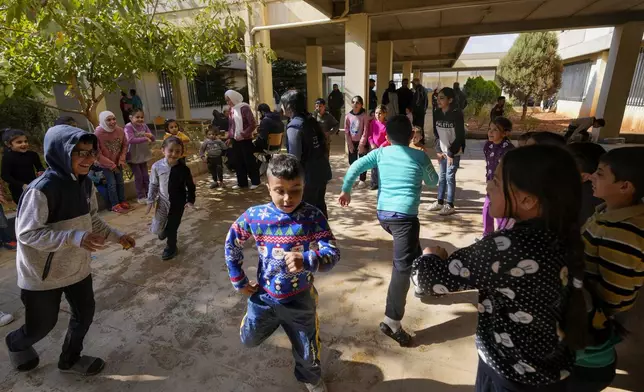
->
[379, 322, 412, 347]
[58, 355, 105, 376]
[6, 336, 40, 372]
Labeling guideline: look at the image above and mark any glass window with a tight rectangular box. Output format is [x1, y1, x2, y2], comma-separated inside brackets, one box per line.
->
[559, 61, 592, 102]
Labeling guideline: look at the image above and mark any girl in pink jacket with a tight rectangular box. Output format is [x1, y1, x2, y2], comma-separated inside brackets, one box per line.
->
[95, 111, 130, 213]
[367, 105, 389, 190]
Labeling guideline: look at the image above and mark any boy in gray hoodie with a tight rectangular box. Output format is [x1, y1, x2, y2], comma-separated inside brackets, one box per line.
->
[5, 125, 135, 375]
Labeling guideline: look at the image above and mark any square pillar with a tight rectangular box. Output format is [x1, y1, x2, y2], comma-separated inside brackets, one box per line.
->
[376, 41, 393, 107]
[595, 23, 644, 139]
[402, 62, 413, 85]
[306, 45, 323, 112]
[255, 3, 274, 110]
[589, 51, 609, 117]
[413, 69, 423, 84]
[172, 77, 192, 120]
[344, 14, 370, 117]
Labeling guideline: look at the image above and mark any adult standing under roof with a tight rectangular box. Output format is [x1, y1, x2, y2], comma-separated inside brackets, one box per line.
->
[411, 78, 428, 138]
[282, 90, 332, 217]
[327, 84, 343, 124]
[382, 81, 399, 120]
[396, 79, 413, 118]
[564, 116, 605, 142]
[119, 92, 132, 125]
[453, 82, 468, 111]
[130, 89, 143, 111]
[368, 79, 378, 113]
[225, 90, 261, 190]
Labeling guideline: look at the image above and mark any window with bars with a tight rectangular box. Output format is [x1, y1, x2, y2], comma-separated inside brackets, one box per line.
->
[158, 71, 175, 111]
[627, 48, 644, 107]
[559, 61, 592, 102]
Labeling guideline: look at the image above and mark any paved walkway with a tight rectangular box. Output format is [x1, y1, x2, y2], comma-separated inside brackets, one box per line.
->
[0, 137, 642, 392]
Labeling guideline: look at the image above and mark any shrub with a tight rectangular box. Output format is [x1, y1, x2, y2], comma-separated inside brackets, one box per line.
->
[0, 97, 57, 147]
[464, 77, 500, 116]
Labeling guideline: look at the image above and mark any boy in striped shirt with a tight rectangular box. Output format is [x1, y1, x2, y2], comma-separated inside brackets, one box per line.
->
[570, 147, 644, 390]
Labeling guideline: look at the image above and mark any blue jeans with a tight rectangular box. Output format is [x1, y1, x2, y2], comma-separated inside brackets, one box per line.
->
[102, 168, 125, 207]
[240, 288, 321, 384]
[437, 155, 461, 204]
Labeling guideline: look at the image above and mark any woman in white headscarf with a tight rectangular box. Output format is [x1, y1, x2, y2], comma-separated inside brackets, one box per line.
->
[224, 90, 260, 189]
[95, 111, 130, 213]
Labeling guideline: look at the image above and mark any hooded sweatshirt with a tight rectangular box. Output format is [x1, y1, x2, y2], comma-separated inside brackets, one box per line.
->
[15, 125, 123, 291]
[286, 115, 332, 186]
[433, 108, 466, 157]
[344, 108, 369, 144]
[95, 111, 127, 170]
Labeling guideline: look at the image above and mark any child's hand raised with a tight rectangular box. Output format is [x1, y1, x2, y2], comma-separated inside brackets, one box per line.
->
[338, 192, 351, 207]
[238, 281, 259, 296]
[285, 252, 304, 273]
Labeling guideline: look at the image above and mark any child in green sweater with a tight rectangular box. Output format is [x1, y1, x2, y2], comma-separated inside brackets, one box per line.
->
[338, 115, 438, 346]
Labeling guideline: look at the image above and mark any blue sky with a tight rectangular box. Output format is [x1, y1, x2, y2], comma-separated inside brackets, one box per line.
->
[462, 34, 518, 54]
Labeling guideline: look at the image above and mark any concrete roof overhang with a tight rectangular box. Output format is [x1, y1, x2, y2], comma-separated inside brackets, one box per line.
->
[271, 0, 644, 71]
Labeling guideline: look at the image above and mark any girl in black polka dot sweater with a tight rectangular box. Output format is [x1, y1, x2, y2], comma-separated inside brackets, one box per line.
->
[413, 145, 588, 392]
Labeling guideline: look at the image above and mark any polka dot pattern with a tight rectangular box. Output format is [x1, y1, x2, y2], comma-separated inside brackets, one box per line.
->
[412, 222, 574, 386]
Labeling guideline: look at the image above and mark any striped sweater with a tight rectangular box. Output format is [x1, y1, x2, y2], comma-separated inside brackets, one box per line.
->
[582, 203, 644, 315]
[225, 202, 340, 301]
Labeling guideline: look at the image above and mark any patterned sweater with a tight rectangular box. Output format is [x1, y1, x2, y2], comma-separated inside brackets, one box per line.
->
[225, 202, 340, 301]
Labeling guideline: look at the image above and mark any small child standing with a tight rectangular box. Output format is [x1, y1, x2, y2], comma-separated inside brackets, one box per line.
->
[163, 119, 191, 162]
[344, 96, 370, 189]
[569, 147, 644, 391]
[124, 109, 155, 204]
[483, 117, 514, 236]
[199, 126, 227, 189]
[1, 129, 45, 203]
[367, 104, 388, 190]
[339, 115, 438, 346]
[147, 137, 196, 261]
[225, 154, 340, 392]
[95, 111, 130, 213]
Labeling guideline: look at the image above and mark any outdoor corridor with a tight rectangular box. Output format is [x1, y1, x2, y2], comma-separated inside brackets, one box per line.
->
[0, 137, 642, 392]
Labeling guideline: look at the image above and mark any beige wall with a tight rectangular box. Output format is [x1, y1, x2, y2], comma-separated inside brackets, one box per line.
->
[556, 100, 583, 120]
[621, 105, 644, 133]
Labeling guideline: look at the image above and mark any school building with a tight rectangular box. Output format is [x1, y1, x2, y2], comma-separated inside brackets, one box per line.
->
[50, 0, 644, 140]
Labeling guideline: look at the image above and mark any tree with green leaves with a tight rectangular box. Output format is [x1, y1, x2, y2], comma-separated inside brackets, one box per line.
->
[272, 58, 306, 97]
[464, 76, 501, 116]
[0, 0, 270, 126]
[497, 32, 563, 119]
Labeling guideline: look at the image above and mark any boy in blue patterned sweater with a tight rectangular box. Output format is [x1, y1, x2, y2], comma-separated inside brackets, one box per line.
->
[225, 154, 340, 392]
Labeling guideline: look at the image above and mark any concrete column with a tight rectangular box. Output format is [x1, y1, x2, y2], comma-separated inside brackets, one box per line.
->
[413, 69, 423, 84]
[376, 41, 393, 107]
[402, 62, 413, 85]
[595, 23, 644, 139]
[589, 50, 609, 117]
[243, 7, 259, 111]
[306, 45, 323, 112]
[172, 77, 192, 120]
[255, 3, 274, 110]
[344, 14, 370, 117]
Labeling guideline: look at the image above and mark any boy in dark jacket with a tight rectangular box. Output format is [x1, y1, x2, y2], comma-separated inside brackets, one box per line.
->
[5, 125, 135, 375]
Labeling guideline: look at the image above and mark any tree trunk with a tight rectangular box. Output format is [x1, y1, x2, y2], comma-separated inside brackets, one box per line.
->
[85, 104, 99, 128]
[522, 101, 528, 120]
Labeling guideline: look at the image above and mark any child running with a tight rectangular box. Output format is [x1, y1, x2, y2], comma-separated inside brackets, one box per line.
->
[569, 147, 644, 391]
[95, 111, 130, 213]
[344, 95, 370, 189]
[146, 137, 196, 261]
[427, 87, 465, 216]
[367, 104, 388, 190]
[483, 116, 514, 236]
[124, 108, 155, 204]
[199, 126, 227, 189]
[339, 115, 438, 346]
[1, 129, 45, 203]
[225, 154, 340, 392]
[163, 119, 191, 162]
[413, 144, 588, 391]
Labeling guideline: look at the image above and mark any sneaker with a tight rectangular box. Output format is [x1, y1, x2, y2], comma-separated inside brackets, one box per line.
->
[231, 185, 242, 190]
[161, 247, 178, 261]
[379, 322, 412, 347]
[439, 204, 456, 216]
[426, 201, 443, 212]
[305, 380, 328, 392]
[137, 198, 147, 205]
[250, 184, 260, 190]
[0, 311, 14, 327]
[111, 205, 128, 214]
[356, 181, 367, 189]
[2, 241, 17, 250]
[209, 182, 219, 189]
[119, 202, 131, 209]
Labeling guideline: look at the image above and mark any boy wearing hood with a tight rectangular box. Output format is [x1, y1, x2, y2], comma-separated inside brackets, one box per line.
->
[5, 125, 135, 376]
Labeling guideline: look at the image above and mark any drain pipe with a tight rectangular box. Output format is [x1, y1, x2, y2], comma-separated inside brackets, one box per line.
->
[250, 0, 350, 34]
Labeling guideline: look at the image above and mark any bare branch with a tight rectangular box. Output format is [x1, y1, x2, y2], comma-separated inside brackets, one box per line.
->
[25, 98, 85, 115]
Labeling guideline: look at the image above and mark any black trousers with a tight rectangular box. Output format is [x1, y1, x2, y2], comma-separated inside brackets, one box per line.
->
[165, 202, 185, 251]
[379, 216, 421, 321]
[6, 274, 95, 367]
[330, 109, 341, 124]
[303, 183, 328, 218]
[232, 139, 260, 187]
[476, 358, 568, 392]
[348, 142, 368, 182]
[207, 156, 223, 182]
